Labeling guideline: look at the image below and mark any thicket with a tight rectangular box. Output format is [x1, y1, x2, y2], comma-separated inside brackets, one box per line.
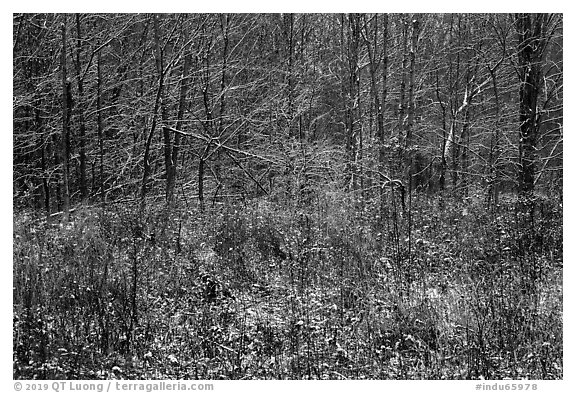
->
[13, 192, 562, 379]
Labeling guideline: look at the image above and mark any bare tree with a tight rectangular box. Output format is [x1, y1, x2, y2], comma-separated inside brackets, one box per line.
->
[60, 16, 71, 221]
[516, 13, 547, 195]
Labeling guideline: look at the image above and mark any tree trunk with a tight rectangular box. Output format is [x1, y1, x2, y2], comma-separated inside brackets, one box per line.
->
[198, 159, 205, 211]
[488, 62, 502, 207]
[286, 13, 295, 139]
[379, 14, 389, 217]
[362, 13, 384, 175]
[168, 52, 192, 204]
[74, 14, 87, 201]
[404, 16, 419, 190]
[405, 16, 419, 146]
[516, 13, 544, 195]
[435, 71, 447, 191]
[97, 50, 105, 203]
[397, 15, 409, 138]
[219, 14, 229, 135]
[60, 17, 70, 222]
[344, 13, 361, 192]
[140, 66, 164, 214]
[153, 15, 173, 203]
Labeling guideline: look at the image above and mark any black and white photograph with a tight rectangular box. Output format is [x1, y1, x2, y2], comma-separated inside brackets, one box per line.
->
[12, 8, 564, 384]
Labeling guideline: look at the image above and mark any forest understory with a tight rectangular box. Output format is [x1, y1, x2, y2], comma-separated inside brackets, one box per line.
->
[13, 192, 562, 379]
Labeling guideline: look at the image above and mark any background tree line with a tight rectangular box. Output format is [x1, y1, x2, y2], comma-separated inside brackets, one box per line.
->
[13, 13, 563, 215]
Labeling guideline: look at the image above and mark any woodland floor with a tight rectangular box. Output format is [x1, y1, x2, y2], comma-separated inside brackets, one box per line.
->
[13, 192, 563, 379]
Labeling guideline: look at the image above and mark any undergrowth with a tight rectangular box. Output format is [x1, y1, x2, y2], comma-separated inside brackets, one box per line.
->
[13, 192, 562, 379]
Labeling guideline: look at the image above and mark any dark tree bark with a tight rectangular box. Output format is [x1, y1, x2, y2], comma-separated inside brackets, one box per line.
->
[152, 15, 173, 203]
[397, 15, 409, 138]
[285, 13, 295, 139]
[516, 13, 546, 195]
[60, 17, 71, 221]
[96, 50, 105, 203]
[436, 70, 447, 191]
[404, 16, 420, 192]
[140, 33, 165, 213]
[379, 14, 390, 214]
[362, 14, 384, 146]
[74, 14, 88, 201]
[167, 51, 192, 204]
[405, 16, 419, 146]
[219, 14, 229, 135]
[198, 25, 215, 211]
[140, 80, 164, 213]
[381, 14, 389, 140]
[343, 13, 361, 191]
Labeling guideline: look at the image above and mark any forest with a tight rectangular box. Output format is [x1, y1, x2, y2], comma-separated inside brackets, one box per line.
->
[13, 13, 562, 379]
